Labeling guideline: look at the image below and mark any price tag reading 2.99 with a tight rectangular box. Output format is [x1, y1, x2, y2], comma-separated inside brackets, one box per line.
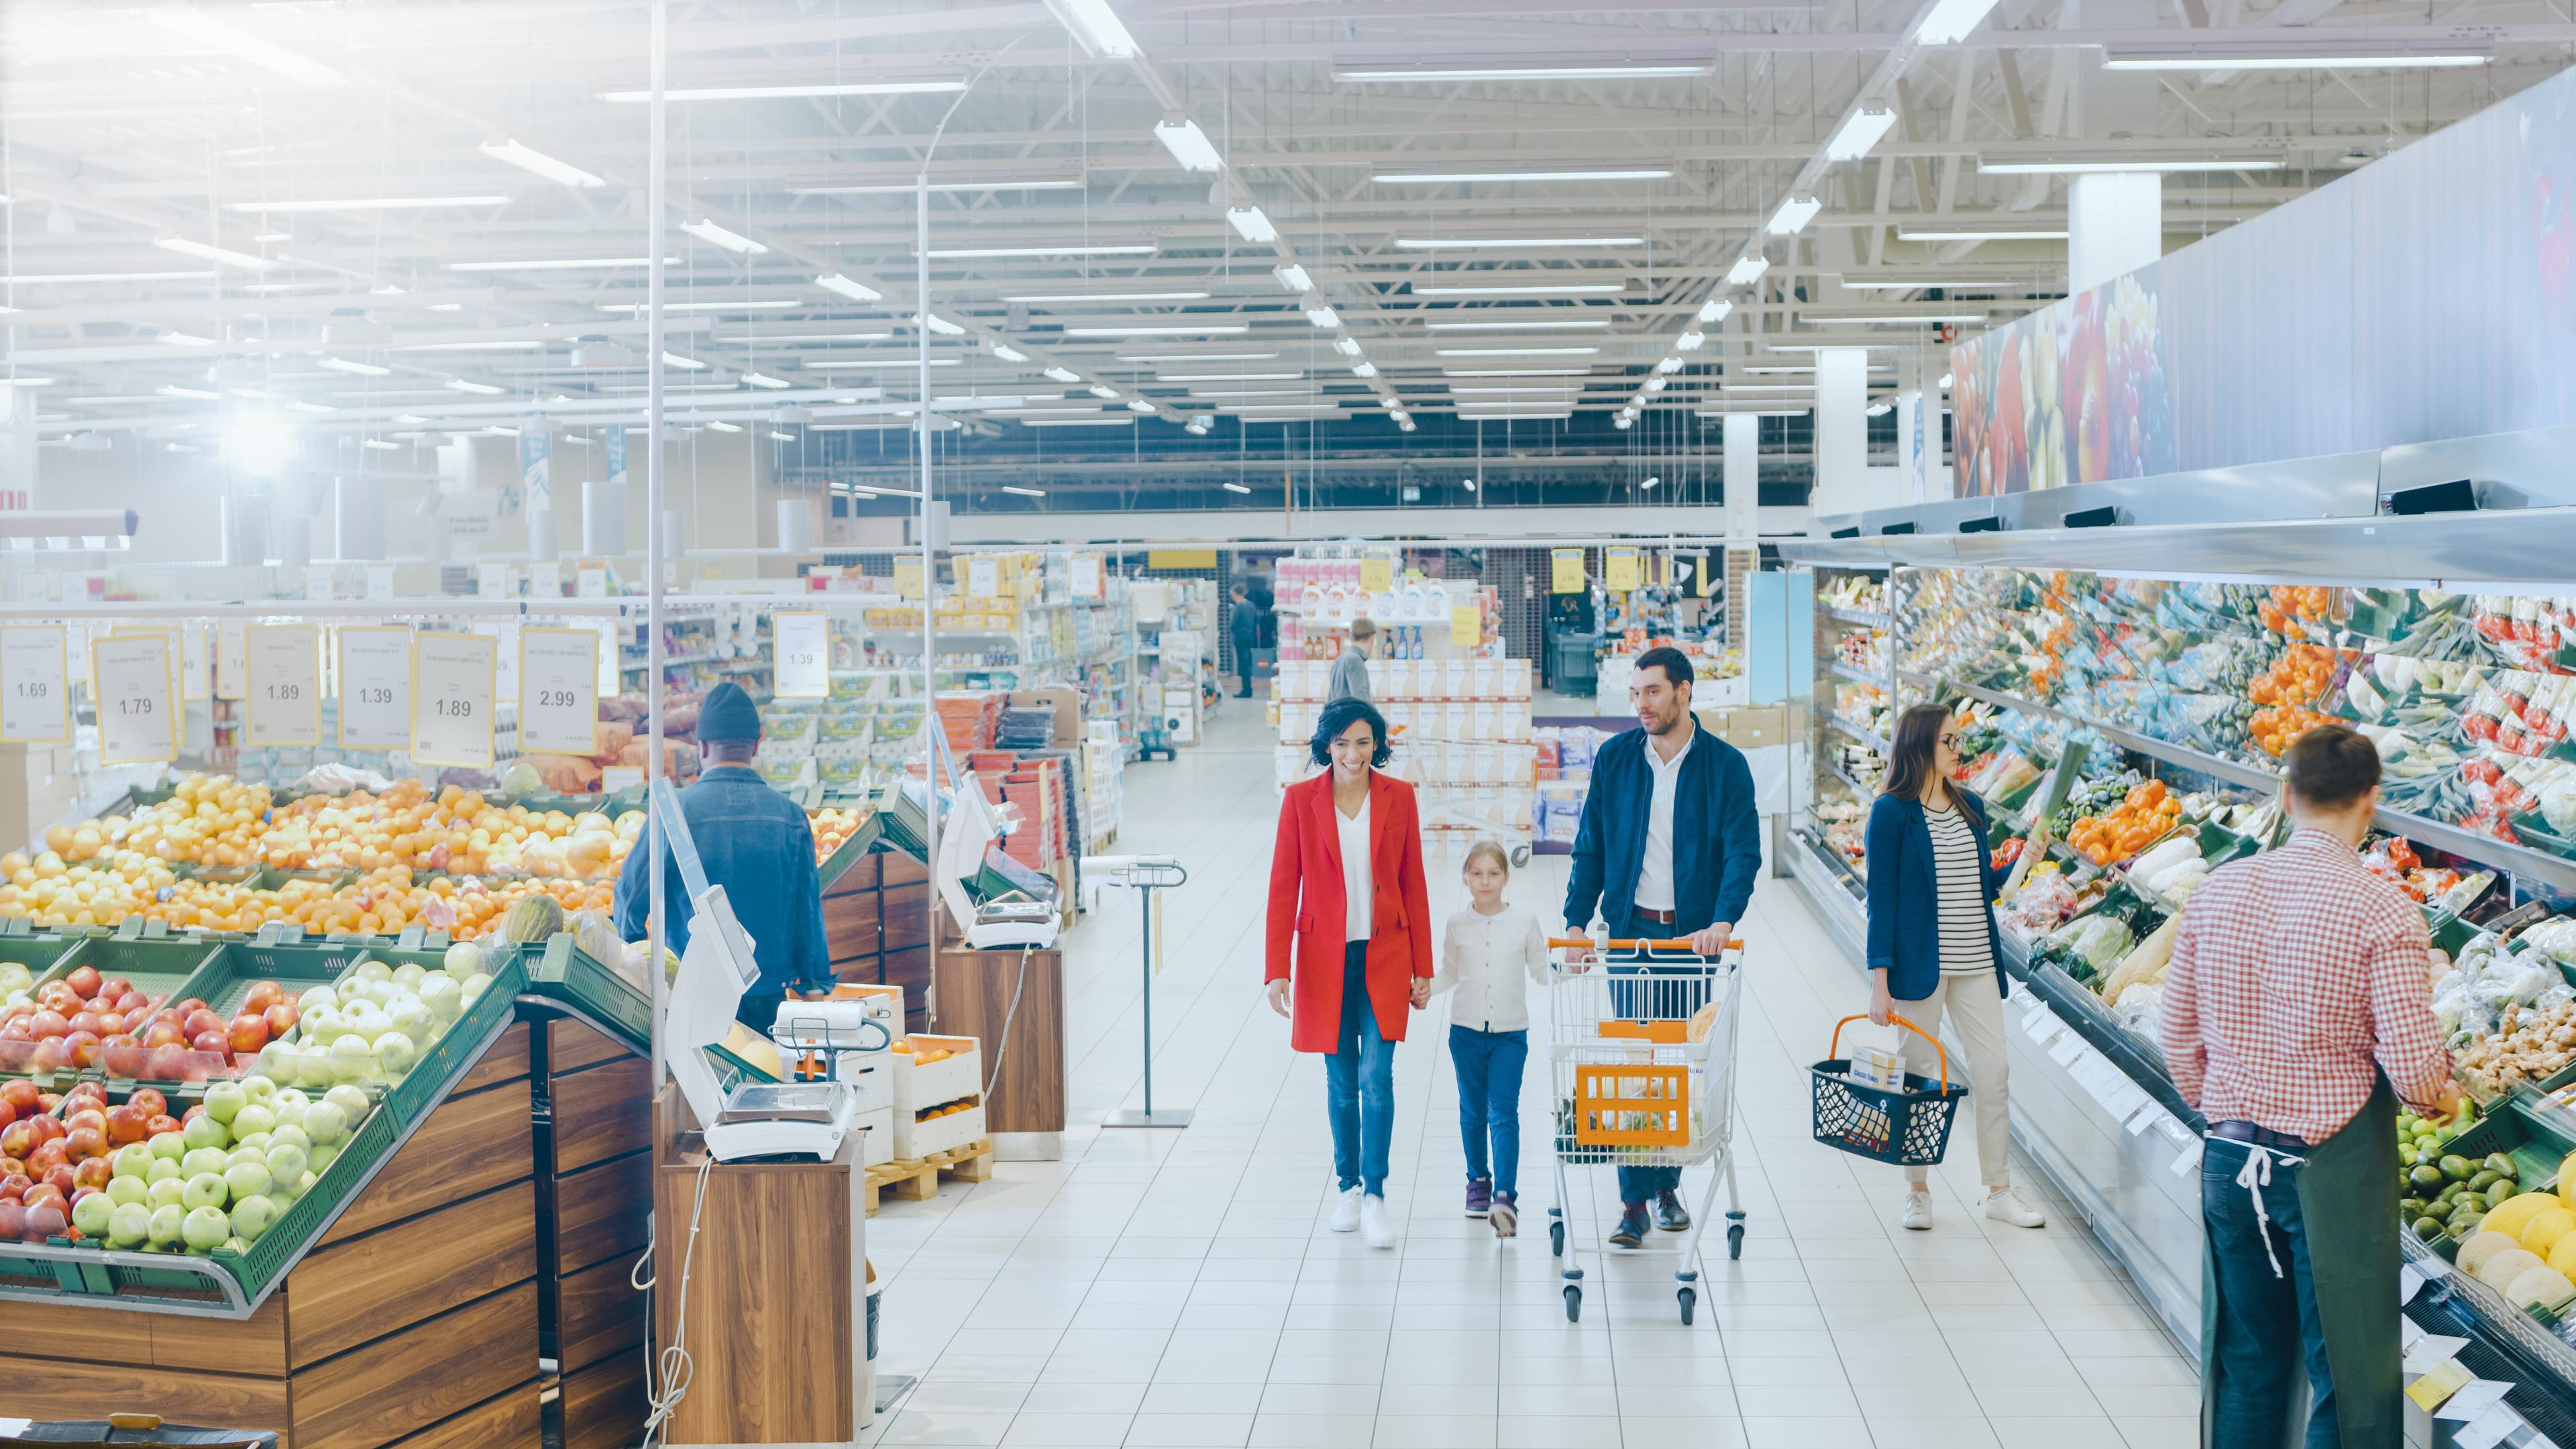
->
[244, 623, 323, 747]
[518, 627, 600, 754]
[411, 631, 497, 767]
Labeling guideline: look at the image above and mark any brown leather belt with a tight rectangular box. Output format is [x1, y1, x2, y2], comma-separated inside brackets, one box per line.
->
[1635, 906, 1676, 924]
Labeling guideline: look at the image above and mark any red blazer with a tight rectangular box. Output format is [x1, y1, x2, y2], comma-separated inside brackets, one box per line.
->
[1265, 769, 1434, 1053]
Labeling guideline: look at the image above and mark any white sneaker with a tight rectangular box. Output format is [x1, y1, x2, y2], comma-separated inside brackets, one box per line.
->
[1329, 1185, 1363, 1233]
[1985, 1187, 2047, 1228]
[1900, 1189, 1933, 1231]
[1360, 1193, 1395, 1248]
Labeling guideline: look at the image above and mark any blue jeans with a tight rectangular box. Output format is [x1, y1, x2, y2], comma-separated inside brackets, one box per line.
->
[1609, 956, 1707, 1204]
[1326, 944, 1396, 1196]
[2204, 1136, 2339, 1448]
[1448, 1026, 1528, 1196]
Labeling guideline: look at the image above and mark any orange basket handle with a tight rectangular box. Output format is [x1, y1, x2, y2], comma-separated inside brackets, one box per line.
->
[1825, 1013, 1950, 1095]
[1548, 936, 1745, 953]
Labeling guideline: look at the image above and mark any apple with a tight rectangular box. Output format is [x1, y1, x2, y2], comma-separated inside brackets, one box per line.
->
[262, 1002, 298, 1039]
[327, 1036, 374, 1083]
[70, 1156, 111, 1191]
[302, 1100, 349, 1148]
[243, 981, 286, 1014]
[0, 1203, 21, 1242]
[180, 1147, 228, 1179]
[97, 976, 131, 1003]
[62, 1127, 105, 1164]
[23, 1183, 63, 1216]
[256, 1043, 301, 1083]
[181, 1114, 227, 1153]
[0, 1171, 28, 1199]
[238, 1076, 274, 1106]
[354, 959, 392, 985]
[111, 1142, 154, 1179]
[114, 989, 148, 1015]
[297, 985, 338, 1014]
[173, 997, 209, 1019]
[104, 1105, 147, 1146]
[203, 1081, 248, 1125]
[146, 1202, 184, 1246]
[108, 1201, 151, 1247]
[146, 1176, 186, 1210]
[231, 1103, 276, 1140]
[1, 1080, 36, 1115]
[144, 1114, 179, 1138]
[269, 1124, 311, 1155]
[391, 962, 426, 990]
[223, 1161, 271, 1203]
[39, 1163, 72, 1198]
[264, 1141, 309, 1185]
[180, 1173, 227, 1212]
[64, 1030, 101, 1069]
[25, 1039, 64, 1073]
[97, 1011, 127, 1036]
[64, 965, 100, 1000]
[190, 1030, 229, 1057]
[144, 1044, 190, 1081]
[308, 1141, 340, 1173]
[105, 1175, 148, 1209]
[180, 1204, 229, 1253]
[419, 975, 462, 1024]
[0, 1121, 33, 1161]
[374, 1032, 419, 1075]
[181, 1008, 221, 1040]
[23, 1202, 66, 1244]
[231, 1133, 269, 1157]
[142, 1022, 184, 1050]
[227, 1014, 269, 1056]
[67, 1010, 105, 1037]
[70, 1190, 111, 1238]
[147, 1129, 186, 1162]
[28, 1008, 66, 1038]
[229, 1193, 278, 1243]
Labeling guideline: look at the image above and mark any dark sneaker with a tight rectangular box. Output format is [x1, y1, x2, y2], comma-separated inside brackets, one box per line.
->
[1608, 1205, 1650, 1248]
[1654, 1189, 1691, 1232]
[1491, 1191, 1518, 1238]
[1464, 1178, 1493, 1218]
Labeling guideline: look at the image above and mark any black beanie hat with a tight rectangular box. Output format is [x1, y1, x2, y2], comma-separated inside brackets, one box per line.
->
[696, 682, 763, 743]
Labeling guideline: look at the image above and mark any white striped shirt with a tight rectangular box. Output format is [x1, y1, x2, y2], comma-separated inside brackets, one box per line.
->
[1923, 801, 1996, 976]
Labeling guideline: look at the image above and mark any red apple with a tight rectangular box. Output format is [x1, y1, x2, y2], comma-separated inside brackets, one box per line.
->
[103, 1104, 146, 1146]
[38, 1163, 73, 1197]
[64, 1030, 101, 1069]
[30, 1114, 64, 1147]
[25, 1039, 63, 1073]
[64, 965, 101, 1000]
[144, 1114, 178, 1137]
[146, 1046, 189, 1083]
[96, 1011, 124, 1036]
[0, 1020, 27, 1042]
[66, 1010, 103, 1038]
[262, 1003, 297, 1038]
[173, 997, 207, 1018]
[114, 989, 148, 1015]
[181, 1008, 221, 1040]
[35, 1092, 58, 1115]
[21, 1201, 64, 1243]
[23, 1181, 62, 1213]
[62, 1127, 105, 1163]
[70, 1156, 110, 1191]
[189, 1030, 228, 1057]
[0, 1171, 28, 1199]
[97, 976, 132, 1004]
[0, 1102, 13, 1134]
[129, 1087, 166, 1120]
[0, 1159, 22, 1183]
[28, 1009, 66, 1039]
[101, 1032, 138, 1054]
[0, 1121, 34, 1161]
[227, 1012, 270, 1056]
[63, 1108, 104, 1136]
[37, 982, 77, 1013]
[142, 1022, 184, 1050]
[242, 981, 285, 1014]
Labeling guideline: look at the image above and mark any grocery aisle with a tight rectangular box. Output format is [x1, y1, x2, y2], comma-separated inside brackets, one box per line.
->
[865, 699, 2200, 1449]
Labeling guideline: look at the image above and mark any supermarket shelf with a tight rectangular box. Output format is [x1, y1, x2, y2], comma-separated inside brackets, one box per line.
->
[1827, 714, 1890, 755]
[1821, 756, 1879, 800]
[1825, 606, 1889, 627]
[1926, 674, 2576, 896]
[1784, 823, 1868, 968]
[1829, 659, 1890, 688]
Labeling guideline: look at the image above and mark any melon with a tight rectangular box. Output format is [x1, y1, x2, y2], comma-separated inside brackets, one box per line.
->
[2509, 1265, 2576, 1313]
[2484, 1192, 2561, 1244]
[2524, 1207, 2576, 1256]
[501, 894, 565, 944]
[2551, 1232, 2576, 1279]
[569, 910, 621, 967]
[2460, 1230, 2525, 1279]
[2477, 1246, 2548, 1291]
[2559, 1151, 2576, 1211]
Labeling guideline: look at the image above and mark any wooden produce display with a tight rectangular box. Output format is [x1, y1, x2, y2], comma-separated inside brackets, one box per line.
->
[823, 847, 933, 1031]
[934, 939, 1065, 1144]
[531, 1013, 651, 1449]
[3, 1024, 544, 1448]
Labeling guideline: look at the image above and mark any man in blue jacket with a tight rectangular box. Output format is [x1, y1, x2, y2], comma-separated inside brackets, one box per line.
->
[1564, 646, 1764, 1248]
[614, 682, 835, 1035]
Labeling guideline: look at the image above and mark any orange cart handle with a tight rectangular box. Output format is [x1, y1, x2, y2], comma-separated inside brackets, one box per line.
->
[1549, 936, 1744, 953]
[1826, 1013, 1951, 1095]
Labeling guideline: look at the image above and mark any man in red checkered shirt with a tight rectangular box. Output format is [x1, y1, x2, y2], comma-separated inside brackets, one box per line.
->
[2161, 723, 2463, 1449]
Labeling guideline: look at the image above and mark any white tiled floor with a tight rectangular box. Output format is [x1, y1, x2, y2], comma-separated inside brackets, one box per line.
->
[864, 694, 2202, 1448]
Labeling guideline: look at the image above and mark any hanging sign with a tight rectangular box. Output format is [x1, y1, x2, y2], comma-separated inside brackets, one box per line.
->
[92, 633, 176, 765]
[477, 562, 511, 600]
[1604, 547, 1641, 594]
[605, 423, 627, 490]
[966, 556, 998, 599]
[1358, 556, 1394, 594]
[178, 622, 211, 700]
[366, 564, 397, 602]
[1449, 605, 1483, 650]
[531, 559, 563, 598]
[411, 631, 496, 767]
[1550, 548, 1586, 594]
[243, 623, 323, 747]
[773, 611, 830, 698]
[894, 555, 924, 599]
[1071, 553, 1103, 600]
[577, 563, 610, 598]
[0, 625, 69, 743]
[215, 622, 248, 700]
[110, 625, 189, 750]
[590, 619, 621, 696]
[305, 568, 335, 603]
[519, 627, 600, 755]
[337, 626, 413, 750]
[519, 425, 552, 515]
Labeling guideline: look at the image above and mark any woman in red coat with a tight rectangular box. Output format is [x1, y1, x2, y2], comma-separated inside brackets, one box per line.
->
[1265, 696, 1434, 1249]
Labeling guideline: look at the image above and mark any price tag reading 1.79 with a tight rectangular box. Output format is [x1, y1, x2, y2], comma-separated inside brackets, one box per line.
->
[518, 627, 600, 755]
[411, 631, 496, 767]
[772, 611, 829, 698]
[92, 633, 176, 765]
[337, 627, 413, 750]
[244, 623, 323, 747]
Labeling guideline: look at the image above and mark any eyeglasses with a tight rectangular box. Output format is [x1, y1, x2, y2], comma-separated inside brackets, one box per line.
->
[1937, 734, 1960, 747]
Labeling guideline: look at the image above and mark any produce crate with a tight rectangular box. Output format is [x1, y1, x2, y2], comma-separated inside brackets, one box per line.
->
[2437, 1099, 2576, 1209]
[176, 939, 364, 1022]
[855, 1105, 896, 1167]
[814, 808, 887, 892]
[8, 935, 227, 1081]
[522, 934, 651, 1058]
[892, 1098, 984, 1160]
[890, 1033, 980, 1112]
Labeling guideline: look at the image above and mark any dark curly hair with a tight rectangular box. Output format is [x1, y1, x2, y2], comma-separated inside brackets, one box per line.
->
[1309, 696, 1393, 769]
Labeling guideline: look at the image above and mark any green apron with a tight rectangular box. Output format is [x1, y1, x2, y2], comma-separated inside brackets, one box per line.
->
[2200, 1081, 2403, 1449]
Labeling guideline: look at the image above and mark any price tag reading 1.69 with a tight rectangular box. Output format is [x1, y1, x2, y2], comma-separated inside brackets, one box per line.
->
[337, 627, 413, 749]
[0, 625, 70, 743]
[411, 631, 496, 767]
[772, 611, 829, 698]
[244, 623, 323, 747]
[518, 627, 600, 754]
[92, 633, 176, 765]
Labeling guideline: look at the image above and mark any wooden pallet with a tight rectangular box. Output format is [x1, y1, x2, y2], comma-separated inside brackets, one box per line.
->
[863, 1136, 995, 1215]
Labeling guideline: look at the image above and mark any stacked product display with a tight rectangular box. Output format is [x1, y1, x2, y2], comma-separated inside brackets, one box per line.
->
[1273, 647, 1537, 854]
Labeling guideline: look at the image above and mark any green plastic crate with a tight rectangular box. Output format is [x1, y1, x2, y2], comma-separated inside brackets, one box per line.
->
[34, 934, 218, 1004]
[521, 935, 649, 1057]
[213, 1075, 403, 1305]
[378, 949, 528, 1130]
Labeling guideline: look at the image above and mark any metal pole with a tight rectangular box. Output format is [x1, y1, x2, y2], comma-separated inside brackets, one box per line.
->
[644, 0, 668, 1095]
[918, 172, 938, 1019]
[1138, 886, 1154, 1118]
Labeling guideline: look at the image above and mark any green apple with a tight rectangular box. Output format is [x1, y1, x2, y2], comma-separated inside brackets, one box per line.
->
[223, 1161, 272, 1203]
[229, 1102, 276, 1140]
[180, 1147, 227, 1179]
[146, 1177, 187, 1210]
[181, 1114, 227, 1153]
[227, 1194, 278, 1243]
[180, 1172, 229, 1212]
[105, 1176, 149, 1209]
[108, 1202, 152, 1248]
[111, 1143, 155, 1180]
[180, 1205, 229, 1253]
[146, 1159, 183, 1189]
[202, 1079, 248, 1124]
[146, 1203, 186, 1246]
[148, 1130, 188, 1162]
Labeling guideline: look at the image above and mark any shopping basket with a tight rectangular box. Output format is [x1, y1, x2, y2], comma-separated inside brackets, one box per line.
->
[1809, 1014, 1969, 1167]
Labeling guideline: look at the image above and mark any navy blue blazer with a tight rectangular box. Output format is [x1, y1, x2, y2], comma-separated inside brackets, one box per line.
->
[1863, 790, 2009, 1002]
[1563, 724, 1763, 938]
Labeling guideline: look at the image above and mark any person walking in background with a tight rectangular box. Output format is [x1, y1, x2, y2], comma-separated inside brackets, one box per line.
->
[2161, 724, 2462, 1449]
[1326, 618, 1375, 702]
[1229, 581, 1263, 698]
[1564, 645, 1761, 1248]
[1863, 702, 2046, 1231]
[1430, 841, 1549, 1238]
[1265, 696, 1434, 1249]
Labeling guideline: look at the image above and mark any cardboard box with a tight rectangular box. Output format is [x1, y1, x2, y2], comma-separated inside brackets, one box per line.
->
[1703, 705, 1787, 751]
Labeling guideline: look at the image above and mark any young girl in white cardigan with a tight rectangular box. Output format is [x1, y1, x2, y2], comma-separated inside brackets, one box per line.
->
[1430, 841, 1550, 1237]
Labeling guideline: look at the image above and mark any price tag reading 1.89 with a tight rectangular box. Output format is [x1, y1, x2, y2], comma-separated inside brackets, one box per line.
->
[411, 631, 497, 767]
[519, 627, 600, 755]
[337, 627, 413, 750]
[92, 633, 177, 765]
[0, 625, 70, 743]
[773, 611, 830, 698]
[244, 623, 323, 747]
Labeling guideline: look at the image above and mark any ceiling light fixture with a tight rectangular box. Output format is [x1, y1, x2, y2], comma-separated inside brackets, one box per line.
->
[158, 330, 219, 347]
[768, 430, 798, 441]
[158, 9, 346, 84]
[158, 384, 220, 400]
[154, 237, 269, 270]
[1373, 168, 1672, 184]
[1043, 367, 1081, 382]
[1436, 346, 1600, 356]
[362, 438, 402, 451]
[1444, 368, 1592, 377]
[1127, 399, 1156, 412]
[1656, 356, 1684, 373]
[1006, 290, 1208, 303]
[1767, 193, 1823, 235]
[1185, 417, 1212, 433]
[1334, 62, 1707, 83]
[816, 273, 883, 302]
[1153, 117, 1224, 171]
[445, 378, 505, 394]
[1395, 235, 1644, 249]
[1223, 482, 1252, 494]
[1895, 225, 2068, 240]
[319, 356, 390, 376]
[597, 298, 805, 313]
[1001, 485, 1050, 496]
[479, 138, 605, 188]
[680, 218, 768, 254]
[790, 174, 1083, 195]
[704, 420, 744, 433]
[742, 372, 792, 388]
[1976, 154, 2288, 174]
[1824, 102, 1898, 162]
[1273, 264, 1312, 294]
[1333, 337, 1363, 357]
[2100, 46, 2488, 69]
[1640, 476, 1660, 489]
[1227, 207, 1279, 243]
[601, 78, 968, 102]
[913, 313, 967, 336]
[449, 256, 673, 271]
[1088, 384, 1120, 399]
[1351, 362, 1377, 378]
[1304, 305, 1342, 329]
[662, 352, 708, 370]
[926, 242, 1155, 258]
[229, 197, 507, 216]
[1726, 256, 1769, 286]
[1158, 372, 1302, 382]
[1422, 319, 1610, 331]
[1043, 0, 1142, 58]
[1120, 352, 1277, 362]
[1676, 330, 1706, 351]
[1915, 0, 2004, 44]
[1410, 282, 1627, 297]
[0, 270, 213, 284]
[1065, 323, 1251, 335]
[990, 343, 1030, 362]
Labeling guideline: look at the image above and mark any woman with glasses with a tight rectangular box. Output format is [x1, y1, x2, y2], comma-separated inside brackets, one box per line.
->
[1864, 702, 2047, 1232]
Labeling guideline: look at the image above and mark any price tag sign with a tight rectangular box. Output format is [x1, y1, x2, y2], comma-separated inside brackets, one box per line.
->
[366, 564, 397, 602]
[1071, 553, 1102, 600]
[577, 564, 609, 599]
[531, 560, 563, 598]
[412, 631, 497, 767]
[305, 568, 335, 603]
[894, 555, 924, 599]
[244, 623, 323, 747]
[1550, 547, 1585, 594]
[0, 625, 69, 743]
[1605, 547, 1641, 594]
[477, 562, 511, 600]
[591, 619, 621, 696]
[337, 627, 413, 749]
[92, 633, 176, 765]
[519, 627, 600, 755]
[967, 555, 998, 599]
[180, 623, 211, 700]
[773, 610, 830, 698]
[215, 621, 248, 700]
[1448, 604, 1482, 649]
[1358, 556, 1394, 594]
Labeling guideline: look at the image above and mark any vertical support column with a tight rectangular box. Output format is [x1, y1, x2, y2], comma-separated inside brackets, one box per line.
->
[2068, 172, 2162, 294]
[1813, 348, 1868, 518]
[1892, 354, 1926, 506]
[1723, 413, 1758, 649]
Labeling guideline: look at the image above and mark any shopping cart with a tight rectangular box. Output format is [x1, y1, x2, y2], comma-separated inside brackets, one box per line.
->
[1544, 930, 1746, 1324]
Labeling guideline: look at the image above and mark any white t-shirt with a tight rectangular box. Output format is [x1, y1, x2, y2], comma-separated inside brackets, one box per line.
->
[1337, 794, 1373, 941]
[1633, 727, 1695, 912]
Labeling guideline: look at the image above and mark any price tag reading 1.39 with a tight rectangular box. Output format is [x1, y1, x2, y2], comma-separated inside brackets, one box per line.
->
[338, 627, 413, 750]
[244, 623, 323, 747]
[518, 627, 600, 755]
[92, 633, 177, 765]
[0, 625, 70, 743]
[411, 631, 497, 768]
[772, 610, 829, 698]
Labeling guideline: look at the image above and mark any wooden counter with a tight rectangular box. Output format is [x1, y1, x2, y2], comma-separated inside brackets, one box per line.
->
[934, 943, 1065, 1144]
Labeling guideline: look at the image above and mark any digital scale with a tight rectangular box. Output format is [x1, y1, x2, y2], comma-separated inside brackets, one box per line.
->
[938, 772, 1061, 951]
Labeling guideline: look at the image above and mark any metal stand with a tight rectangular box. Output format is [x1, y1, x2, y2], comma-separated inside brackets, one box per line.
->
[1087, 855, 1193, 1128]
